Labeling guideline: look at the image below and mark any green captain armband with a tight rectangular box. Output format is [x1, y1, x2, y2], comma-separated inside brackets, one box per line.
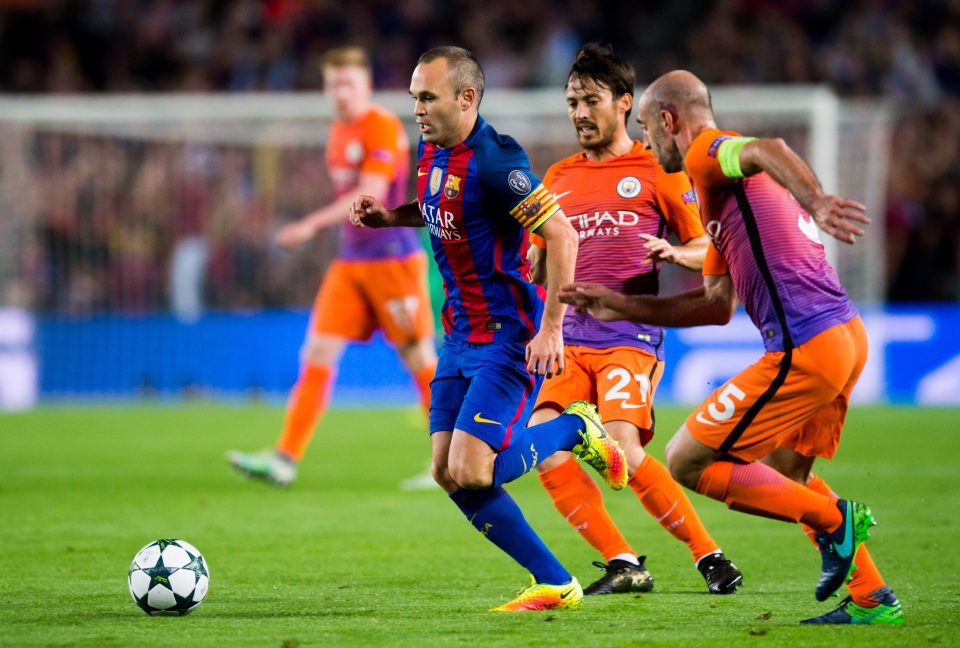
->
[717, 137, 757, 179]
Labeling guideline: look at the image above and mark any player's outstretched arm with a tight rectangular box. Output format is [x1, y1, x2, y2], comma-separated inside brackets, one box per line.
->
[558, 274, 735, 327]
[526, 211, 577, 378]
[276, 173, 390, 249]
[350, 197, 424, 228]
[640, 233, 709, 271]
[736, 138, 870, 244]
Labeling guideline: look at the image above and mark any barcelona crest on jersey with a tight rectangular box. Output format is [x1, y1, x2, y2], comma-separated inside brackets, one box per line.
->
[443, 174, 462, 200]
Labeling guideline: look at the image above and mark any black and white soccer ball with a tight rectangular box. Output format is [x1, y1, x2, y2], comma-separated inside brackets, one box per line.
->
[128, 539, 210, 616]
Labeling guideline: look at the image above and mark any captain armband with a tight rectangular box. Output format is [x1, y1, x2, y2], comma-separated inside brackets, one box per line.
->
[717, 137, 757, 179]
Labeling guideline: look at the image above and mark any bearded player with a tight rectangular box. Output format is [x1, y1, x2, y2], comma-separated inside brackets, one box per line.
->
[561, 69, 902, 625]
[529, 44, 742, 596]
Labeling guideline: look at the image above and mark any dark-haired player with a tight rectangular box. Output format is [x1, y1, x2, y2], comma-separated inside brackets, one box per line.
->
[561, 69, 902, 625]
[529, 43, 741, 596]
[351, 46, 627, 612]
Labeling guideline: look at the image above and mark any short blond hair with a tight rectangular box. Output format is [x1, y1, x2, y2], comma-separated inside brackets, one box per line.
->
[322, 46, 371, 72]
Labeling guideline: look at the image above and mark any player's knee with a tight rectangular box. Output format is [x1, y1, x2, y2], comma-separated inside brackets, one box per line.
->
[431, 461, 459, 492]
[624, 445, 647, 476]
[671, 464, 702, 491]
[302, 336, 344, 367]
[447, 460, 492, 490]
[398, 339, 437, 374]
[665, 438, 700, 490]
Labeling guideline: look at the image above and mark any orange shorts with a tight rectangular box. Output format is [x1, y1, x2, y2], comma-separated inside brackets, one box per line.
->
[310, 252, 434, 345]
[686, 316, 868, 462]
[535, 345, 664, 446]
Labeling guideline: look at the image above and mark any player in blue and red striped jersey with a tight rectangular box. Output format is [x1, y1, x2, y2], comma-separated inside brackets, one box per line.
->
[350, 46, 626, 612]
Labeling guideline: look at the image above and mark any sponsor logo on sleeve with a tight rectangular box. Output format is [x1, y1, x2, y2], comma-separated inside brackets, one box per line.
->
[616, 176, 642, 198]
[507, 169, 532, 195]
[682, 189, 698, 205]
[707, 135, 732, 158]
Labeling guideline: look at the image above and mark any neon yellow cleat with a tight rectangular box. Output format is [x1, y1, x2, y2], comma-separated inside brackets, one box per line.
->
[565, 401, 628, 490]
[490, 576, 583, 612]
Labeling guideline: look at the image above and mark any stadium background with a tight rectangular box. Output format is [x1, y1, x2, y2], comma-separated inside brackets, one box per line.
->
[0, 0, 958, 409]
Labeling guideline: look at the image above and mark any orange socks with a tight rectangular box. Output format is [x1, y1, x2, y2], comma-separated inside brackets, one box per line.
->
[276, 364, 331, 461]
[696, 461, 842, 531]
[629, 454, 719, 562]
[804, 474, 886, 606]
[414, 363, 436, 419]
[538, 457, 634, 561]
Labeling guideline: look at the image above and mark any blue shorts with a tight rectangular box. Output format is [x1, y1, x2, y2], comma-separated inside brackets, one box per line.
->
[429, 336, 543, 451]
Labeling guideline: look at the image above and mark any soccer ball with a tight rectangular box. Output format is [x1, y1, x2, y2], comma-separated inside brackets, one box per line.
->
[128, 539, 210, 616]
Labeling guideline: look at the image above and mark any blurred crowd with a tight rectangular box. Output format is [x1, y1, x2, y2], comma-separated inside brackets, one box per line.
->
[0, 0, 958, 314]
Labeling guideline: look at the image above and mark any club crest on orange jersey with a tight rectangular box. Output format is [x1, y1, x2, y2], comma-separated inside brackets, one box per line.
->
[443, 174, 462, 199]
[617, 176, 641, 198]
[429, 167, 444, 195]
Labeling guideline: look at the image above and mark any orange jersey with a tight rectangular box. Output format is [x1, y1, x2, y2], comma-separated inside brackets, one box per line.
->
[535, 141, 704, 357]
[684, 129, 857, 352]
[327, 105, 419, 260]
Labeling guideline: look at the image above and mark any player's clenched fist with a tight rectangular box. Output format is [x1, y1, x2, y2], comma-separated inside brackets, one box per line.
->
[349, 194, 394, 228]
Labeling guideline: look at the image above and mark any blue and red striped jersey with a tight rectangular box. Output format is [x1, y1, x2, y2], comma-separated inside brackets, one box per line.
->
[417, 116, 561, 343]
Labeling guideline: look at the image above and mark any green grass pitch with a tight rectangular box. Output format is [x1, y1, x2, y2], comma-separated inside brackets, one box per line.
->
[1, 404, 958, 647]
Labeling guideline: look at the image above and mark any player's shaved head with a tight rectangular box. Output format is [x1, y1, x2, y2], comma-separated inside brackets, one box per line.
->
[639, 70, 713, 124]
[637, 70, 717, 173]
[418, 46, 485, 105]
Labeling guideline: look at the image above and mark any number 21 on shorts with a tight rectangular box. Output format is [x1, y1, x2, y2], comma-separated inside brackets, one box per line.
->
[695, 383, 746, 426]
[603, 368, 651, 410]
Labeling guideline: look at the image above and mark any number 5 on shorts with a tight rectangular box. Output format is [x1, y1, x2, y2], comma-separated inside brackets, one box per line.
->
[697, 383, 746, 425]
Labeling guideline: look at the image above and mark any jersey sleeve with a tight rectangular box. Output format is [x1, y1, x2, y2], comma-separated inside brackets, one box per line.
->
[359, 112, 403, 180]
[702, 241, 728, 276]
[654, 166, 705, 243]
[479, 135, 560, 232]
[684, 129, 740, 189]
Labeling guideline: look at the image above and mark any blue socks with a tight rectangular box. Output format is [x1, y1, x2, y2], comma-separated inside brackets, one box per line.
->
[449, 487, 572, 586]
[491, 413, 582, 487]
